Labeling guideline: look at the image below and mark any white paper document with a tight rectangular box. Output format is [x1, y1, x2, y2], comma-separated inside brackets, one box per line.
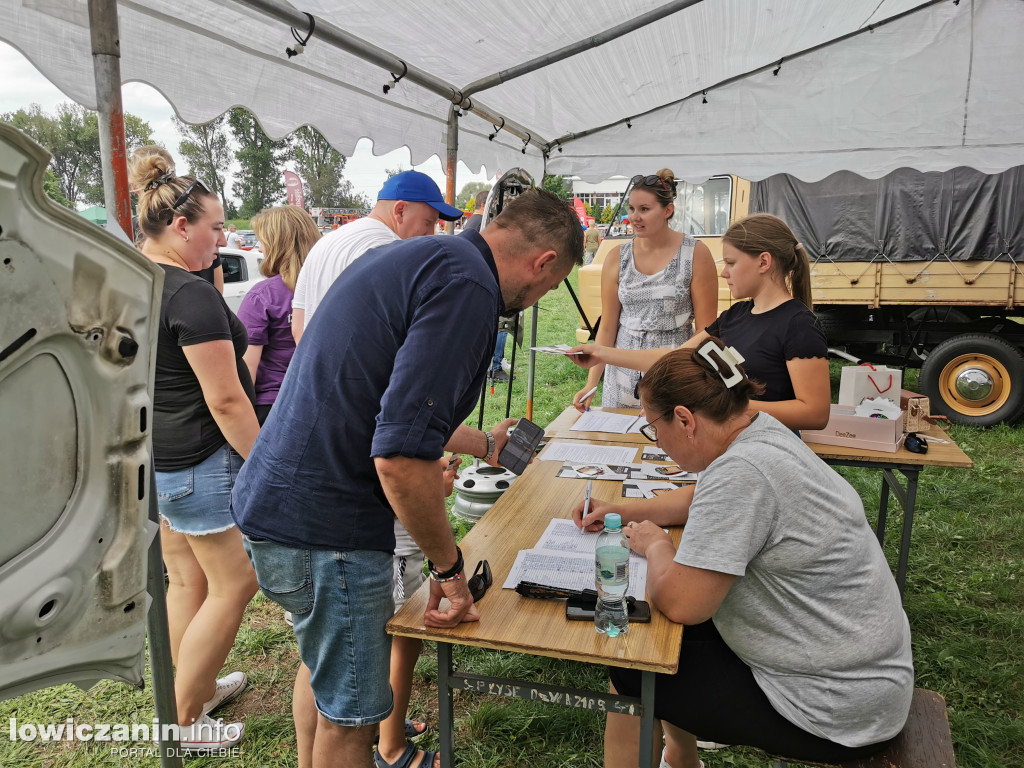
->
[530, 344, 584, 355]
[570, 410, 640, 434]
[539, 440, 639, 465]
[621, 480, 685, 499]
[502, 520, 648, 597]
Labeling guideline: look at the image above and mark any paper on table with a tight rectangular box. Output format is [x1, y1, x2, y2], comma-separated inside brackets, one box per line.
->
[556, 462, 636, 480]
[539, 441, 639, 465]
[570, 410, 640, 434]
[641, 446, 668, 460]
[627, 418, 647, 434]
[501, 520, 649, 598]
[622, 480, 684, 499]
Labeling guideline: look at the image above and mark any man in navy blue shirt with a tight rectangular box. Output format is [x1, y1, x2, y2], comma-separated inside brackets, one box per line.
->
[232, 188, 583, 768]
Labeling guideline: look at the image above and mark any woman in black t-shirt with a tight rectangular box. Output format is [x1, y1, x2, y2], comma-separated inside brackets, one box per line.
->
[129, 146, 259, 751]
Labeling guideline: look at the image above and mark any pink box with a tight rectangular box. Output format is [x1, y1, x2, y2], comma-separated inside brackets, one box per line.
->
[801, 405, 904, 453]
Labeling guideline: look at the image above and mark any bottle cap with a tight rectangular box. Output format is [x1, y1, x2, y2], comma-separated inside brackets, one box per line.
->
[605, 513, 622, 530]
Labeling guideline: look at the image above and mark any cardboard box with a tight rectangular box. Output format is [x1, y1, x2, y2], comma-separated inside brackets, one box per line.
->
[801, 404, 904, 453]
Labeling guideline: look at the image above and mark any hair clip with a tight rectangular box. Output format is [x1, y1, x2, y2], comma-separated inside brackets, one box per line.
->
[696, 341, 746, 388]
[146, 172, 175, 191]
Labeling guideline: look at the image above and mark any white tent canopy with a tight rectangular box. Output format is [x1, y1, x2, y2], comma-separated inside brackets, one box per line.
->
[3, 0, 1024, 184]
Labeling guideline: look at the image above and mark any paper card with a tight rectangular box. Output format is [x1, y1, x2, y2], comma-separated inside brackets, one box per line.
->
[556, 462, 636, 480]
[530, 344, 584, 355]
[641, 446, 669, 461]
[621, 480, 683, 499]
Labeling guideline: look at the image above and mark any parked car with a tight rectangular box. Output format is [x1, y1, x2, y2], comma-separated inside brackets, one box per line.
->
[237, 230, 259, 250]
[219, 247, 265, 311]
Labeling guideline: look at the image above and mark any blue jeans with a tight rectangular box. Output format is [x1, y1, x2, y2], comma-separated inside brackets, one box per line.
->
[492, 331, 508, 371]
[243, 537, 395, 726]
[156, 443, 242, 535]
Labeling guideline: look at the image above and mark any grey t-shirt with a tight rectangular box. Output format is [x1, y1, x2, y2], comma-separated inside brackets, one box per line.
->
[676, 414, 914, 747]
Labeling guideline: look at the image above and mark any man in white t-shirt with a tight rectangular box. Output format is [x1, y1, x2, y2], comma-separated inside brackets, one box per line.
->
[225, 224, 240, 248]
[291, 170, 464, 341]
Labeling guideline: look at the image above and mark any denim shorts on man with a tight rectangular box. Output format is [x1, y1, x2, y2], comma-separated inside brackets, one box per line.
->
[156, 443, 242, 535]
[244, 536, 395, 726]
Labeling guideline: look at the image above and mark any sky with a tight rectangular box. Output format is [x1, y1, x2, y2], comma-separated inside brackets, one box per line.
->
[0, 42, 492, 207]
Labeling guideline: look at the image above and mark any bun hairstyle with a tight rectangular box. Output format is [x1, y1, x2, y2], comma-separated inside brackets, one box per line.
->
[128, 145, 214, 241]
[723, 213, 812, 309]
[651, 168, 677, 207]
[638, 337, 765, 425]
[251, 205, 321, 291]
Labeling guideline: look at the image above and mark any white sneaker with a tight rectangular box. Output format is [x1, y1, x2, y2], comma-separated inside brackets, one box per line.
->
[201, 671, 247, 715]
[696, 740, 730, 751]
[177, 713, 244, 753]
[660, 746, 703, 768]
[500, 358, 511, 373]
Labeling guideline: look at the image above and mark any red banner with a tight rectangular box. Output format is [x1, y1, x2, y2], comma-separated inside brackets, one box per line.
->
[572, 196, 587, 225]
[284, 171, 305, 209]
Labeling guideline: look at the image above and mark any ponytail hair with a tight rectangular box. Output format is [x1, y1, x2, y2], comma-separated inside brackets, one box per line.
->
[128, 145, 215, 241]
[723, 213, 813, 309]
[638, 337, 765, 424]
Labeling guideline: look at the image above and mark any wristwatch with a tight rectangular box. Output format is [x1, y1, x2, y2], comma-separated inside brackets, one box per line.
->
[428, 546, 464, 583]
[482, 430, 496, 461]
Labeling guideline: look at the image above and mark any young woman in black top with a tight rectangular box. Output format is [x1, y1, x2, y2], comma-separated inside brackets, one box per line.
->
[570, 213, 830, 430]
[129, 146, 259, 751]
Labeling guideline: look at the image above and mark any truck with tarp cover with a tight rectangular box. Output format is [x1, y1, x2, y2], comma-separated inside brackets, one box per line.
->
[576, 168, 1024, 426]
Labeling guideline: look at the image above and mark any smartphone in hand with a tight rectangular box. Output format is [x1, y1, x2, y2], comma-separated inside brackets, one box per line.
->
[497, 418, 545, 475]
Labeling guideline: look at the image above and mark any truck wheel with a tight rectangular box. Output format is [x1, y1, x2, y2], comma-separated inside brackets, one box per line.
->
[920, 334, 1024, 426]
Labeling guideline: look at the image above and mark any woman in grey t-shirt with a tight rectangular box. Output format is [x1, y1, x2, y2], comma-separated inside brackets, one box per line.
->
[574, 338, 913, 768]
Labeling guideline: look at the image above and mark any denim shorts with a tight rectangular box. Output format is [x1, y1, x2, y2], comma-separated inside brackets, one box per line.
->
[156, 443, 242, 535]
[244, 536, 395, 726]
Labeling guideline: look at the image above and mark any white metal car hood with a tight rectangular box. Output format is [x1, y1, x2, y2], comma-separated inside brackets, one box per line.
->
[0, 124, 161, 699]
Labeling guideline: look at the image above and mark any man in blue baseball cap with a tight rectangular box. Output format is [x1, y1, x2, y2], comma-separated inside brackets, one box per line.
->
[377, 169, 465, 221]
[293, 170, 463, 339]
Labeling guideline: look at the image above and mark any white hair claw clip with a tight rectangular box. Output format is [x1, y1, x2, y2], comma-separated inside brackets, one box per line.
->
[696, 341, 746, 388]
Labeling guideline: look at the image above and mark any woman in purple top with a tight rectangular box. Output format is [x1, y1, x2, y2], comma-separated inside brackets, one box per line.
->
[238, 205, 321, 424]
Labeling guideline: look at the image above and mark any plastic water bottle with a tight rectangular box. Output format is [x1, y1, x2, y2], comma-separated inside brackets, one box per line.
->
[595, 513, 629, 636]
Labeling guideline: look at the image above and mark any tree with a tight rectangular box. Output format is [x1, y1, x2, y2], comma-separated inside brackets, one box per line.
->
[384, 165, 406, 180]
[228, 107, 289, 217]
[455, 181, 491, 210]
[291, 126, 367, 209]
[173, 114, 232, 211]
[3, 102, 154, 206]
[542, 173, 572, 200]
[78, 111, 155, 205]
[583, 201, 594, 219]
[599, 205, 614, 224]
[42, 168, 73, 208]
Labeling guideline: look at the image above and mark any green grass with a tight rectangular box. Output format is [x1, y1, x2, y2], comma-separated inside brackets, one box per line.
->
[3, 266, 1022, 767]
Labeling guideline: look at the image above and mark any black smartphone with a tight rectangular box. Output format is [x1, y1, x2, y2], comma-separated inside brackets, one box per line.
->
[565, 597, 652, 623]
[497, 418, 545, 475]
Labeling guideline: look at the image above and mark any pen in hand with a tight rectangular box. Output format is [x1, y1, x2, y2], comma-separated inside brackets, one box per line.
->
[581, 479, 593, 530]
[580, 385, 598, 411]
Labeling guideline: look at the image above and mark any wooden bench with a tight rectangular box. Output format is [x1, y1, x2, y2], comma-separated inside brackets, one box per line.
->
[771, 689, 956, 768]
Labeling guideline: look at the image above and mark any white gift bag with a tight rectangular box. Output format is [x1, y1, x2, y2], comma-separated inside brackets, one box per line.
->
[837, 363, 903, 406]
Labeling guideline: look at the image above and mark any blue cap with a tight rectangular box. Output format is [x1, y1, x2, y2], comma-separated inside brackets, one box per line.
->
[377, 171, 465, 221]
[605, 513, 622, 530]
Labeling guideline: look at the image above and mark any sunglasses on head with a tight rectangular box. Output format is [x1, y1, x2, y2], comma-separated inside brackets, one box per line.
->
[468, 559, 492, 602]
[169, 177, 211, 212]
[630, 174, 669, 192]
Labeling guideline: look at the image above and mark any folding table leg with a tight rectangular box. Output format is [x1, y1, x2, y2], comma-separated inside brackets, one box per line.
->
[895, 469, 919, 596]
[437, 642, 454, 768]
[638, 670, 655, 768]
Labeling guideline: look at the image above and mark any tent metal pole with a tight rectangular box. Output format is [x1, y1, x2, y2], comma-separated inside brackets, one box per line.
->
[527, 305, 538, 422]
[461, 0, 706, 98]
[87, 0, 133, 238]
[445, 104, 458, 234]
[237, 0, 548, 147]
